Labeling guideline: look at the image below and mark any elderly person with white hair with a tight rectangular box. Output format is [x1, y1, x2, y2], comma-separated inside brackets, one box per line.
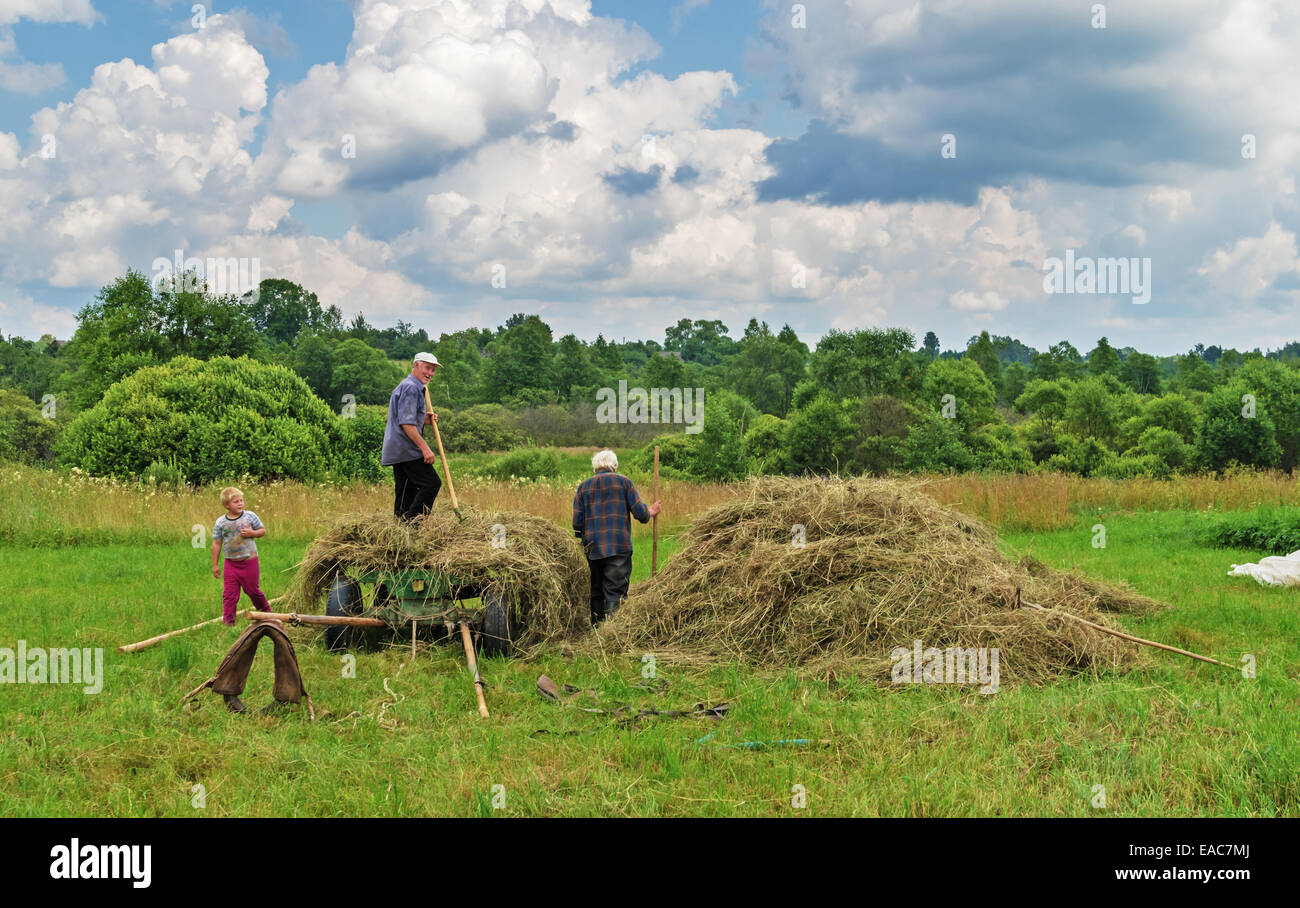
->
[381, 352, 442, 520]
[573, 449, 661, 626]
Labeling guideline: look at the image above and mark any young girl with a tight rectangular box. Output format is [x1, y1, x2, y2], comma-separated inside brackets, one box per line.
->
[211, 487, 271, 625]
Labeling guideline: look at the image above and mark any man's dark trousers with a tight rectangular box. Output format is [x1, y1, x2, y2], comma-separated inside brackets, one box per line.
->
[393, 459, 441, 520]
[588, 553, 632, 625]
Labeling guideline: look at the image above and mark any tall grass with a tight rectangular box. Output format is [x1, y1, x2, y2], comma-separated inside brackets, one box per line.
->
[924, 471, 1300, 532]
[3, 462, 1297, 546]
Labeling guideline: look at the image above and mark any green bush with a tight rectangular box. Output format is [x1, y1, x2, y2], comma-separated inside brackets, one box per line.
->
[630, 434, 697, 479]
[0, 388, 59, 465]
[335, 404, 388, 481]
[1195, 382, 1281, 471]
[1204, 507, 1300, 553]
[901, 414, 976, 473]
[479, 447, 565, 480]
[744, 414, 789, 474]
[438, 404, 526, 452]
[57, 356, 339, 483]
[1095, 453, 1170, 480]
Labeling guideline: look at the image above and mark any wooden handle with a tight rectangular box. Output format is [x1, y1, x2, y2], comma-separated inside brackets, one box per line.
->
[120, 610, 247, 653]
[652, 444, 660, 578]
[459, 621, 489, 718]
[1021, 600, 1235, 669]
[247, 611, 386, 628]
[424, 383, 461, 513]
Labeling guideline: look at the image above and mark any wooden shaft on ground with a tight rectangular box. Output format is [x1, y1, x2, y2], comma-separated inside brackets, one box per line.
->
[247, 611, 387, 628]
[424, 383, 462, 516]
[458, 621, 490, 719]
[652, 444, 660, 578]
[120, 610, 248, 653]
[1021, 600, 1235, 669]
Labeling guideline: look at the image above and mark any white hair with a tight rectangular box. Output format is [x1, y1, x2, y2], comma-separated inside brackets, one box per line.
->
[592, 449, 618, 473]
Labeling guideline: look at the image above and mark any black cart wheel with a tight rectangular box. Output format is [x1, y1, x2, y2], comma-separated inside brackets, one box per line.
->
[479, 589, 517, 657]
[324, 575, 368, 652]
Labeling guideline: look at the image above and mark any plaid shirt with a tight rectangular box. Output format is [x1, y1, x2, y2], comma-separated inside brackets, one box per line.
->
[572, 469, 651, 560]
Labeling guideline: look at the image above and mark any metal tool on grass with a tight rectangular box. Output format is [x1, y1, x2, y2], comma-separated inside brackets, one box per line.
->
[423, 383, 465, 521]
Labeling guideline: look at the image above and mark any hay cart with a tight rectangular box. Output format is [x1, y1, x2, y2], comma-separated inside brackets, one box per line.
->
[249, 567, 521, 718]
[318, 569, 517, 658]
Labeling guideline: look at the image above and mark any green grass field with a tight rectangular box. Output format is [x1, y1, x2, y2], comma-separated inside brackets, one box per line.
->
[2, 509, 1296, 817]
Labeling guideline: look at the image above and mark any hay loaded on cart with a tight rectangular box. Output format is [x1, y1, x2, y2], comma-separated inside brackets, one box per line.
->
[247, 508, 590, 716]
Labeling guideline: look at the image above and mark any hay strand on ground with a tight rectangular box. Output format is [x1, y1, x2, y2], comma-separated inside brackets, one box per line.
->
[593, 477, 1167, 683]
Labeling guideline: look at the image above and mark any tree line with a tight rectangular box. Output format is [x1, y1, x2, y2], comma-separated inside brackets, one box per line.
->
[1, 268, 1298, 482]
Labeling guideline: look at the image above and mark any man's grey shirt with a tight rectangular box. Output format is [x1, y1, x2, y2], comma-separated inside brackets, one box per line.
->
[381, 374, 427, 466]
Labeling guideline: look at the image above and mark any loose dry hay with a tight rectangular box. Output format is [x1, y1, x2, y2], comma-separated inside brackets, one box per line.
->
[284, 508, 589, 649]
[593, 477, 1165, 684]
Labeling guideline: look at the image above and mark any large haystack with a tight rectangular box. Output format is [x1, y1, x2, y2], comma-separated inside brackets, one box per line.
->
[595, 477, 1164, 683]
[285, 508, 589, 648]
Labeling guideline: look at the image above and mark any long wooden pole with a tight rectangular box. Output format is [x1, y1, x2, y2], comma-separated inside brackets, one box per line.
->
[651, 444, 660, 578]
[1021, 600, 1235, 669]
[424, 383, 463, 520]
[119, 610, 248, 653]
[247, 611, 387, 628]
[459, 621, 490, 718]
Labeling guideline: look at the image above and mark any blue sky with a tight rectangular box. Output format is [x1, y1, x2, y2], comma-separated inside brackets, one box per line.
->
[1, 0, 1297, 355]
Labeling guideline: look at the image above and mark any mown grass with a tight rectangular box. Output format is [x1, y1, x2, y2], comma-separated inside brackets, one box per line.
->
[1, 504, 1296, 817]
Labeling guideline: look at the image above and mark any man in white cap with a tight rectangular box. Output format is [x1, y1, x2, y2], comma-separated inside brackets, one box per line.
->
[381, 352, 442, 520]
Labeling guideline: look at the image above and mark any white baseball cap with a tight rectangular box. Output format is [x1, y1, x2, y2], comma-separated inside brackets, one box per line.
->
[413, 352, 440, 366]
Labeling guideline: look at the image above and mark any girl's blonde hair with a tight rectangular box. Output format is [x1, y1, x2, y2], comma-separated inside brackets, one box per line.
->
[220, 487, 244, 507]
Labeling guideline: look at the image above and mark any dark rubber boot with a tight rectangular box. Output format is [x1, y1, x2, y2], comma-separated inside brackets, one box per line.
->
[223, 694, 247, 713]
[260, 699, 292, 716]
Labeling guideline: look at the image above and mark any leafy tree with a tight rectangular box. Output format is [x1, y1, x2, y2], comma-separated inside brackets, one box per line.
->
[1087, 337, 1122, 376]
[810, 327, 917, 399]
[1174, 353, 1217, 393]
[1015, 379, 1068, 426]
[292, 334, 337, 401]
[331, 339, 406, 407]
[728, 319, 808, 417]
[0, 334, 71, 404]
[66, 270, 262, 408]
[244, 279, 341, 346]
[1119, 352, 1162, 394]
[921, 358, 997, 430]
[743, 413, 789, 474]
[553, 334, 600, 402]
[1064, 375, 1122, 443]
[1001, 362, 1031, 406]
[664, 319, 736, 365]
[1031, 340, 1084, 381]
[689, 389, 748, 481]
[1195, 382, 1281, 470]
[784, 394, 854, 474]
[0, 388, 60, 464]
[966, 331, 1001, 386]
[1235, 358, 1300, 472]
[482, 314, 554, 402]
[847, 395, 921, 474]
[922, 331, 940, 358]
[901, 414, 976, 473]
